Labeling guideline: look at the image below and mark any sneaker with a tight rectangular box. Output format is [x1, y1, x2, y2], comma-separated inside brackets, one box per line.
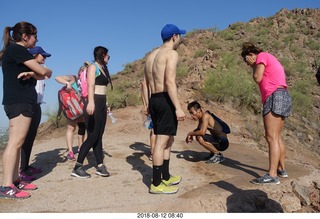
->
[204, 152, 214, 160]
[149, 182, 179, 194]
[205, 153, 225, 164]
[95, 164, 110, 177]
[0, 184, 30, 199]
[67, 151, 76, 161]
[19, 171, 36, 181]
[251, 173, 280, 185]
[71, 166, 91, 178]
[14, 179, 38, 190]
[277, 169, 288, 178]
[28, 166, 42, 174]
[162, 175, 182, 186]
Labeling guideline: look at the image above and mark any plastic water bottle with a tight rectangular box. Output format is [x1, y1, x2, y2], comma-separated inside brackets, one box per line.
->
[143, 115, 153, 129]
[108, 112, 117, 124]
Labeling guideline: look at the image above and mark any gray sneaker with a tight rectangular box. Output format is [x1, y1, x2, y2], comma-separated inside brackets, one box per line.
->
[277, 169, 288, 178]
[205, 153, 224, 164]
[96, 164, 110, 177]
[71, 166, 91, 178]
[251, 173, 280, 185]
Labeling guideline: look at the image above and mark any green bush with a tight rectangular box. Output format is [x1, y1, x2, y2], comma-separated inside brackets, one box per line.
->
[290, 80, 312, 117]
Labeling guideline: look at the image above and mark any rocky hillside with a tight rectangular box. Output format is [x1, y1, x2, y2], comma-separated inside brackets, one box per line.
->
[34, 8, 320, 212]
[97, 8, 320, 167]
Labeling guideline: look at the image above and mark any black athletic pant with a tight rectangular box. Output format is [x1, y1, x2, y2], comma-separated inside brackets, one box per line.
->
[20, 104, 41, 172]
[77, 95, 106, 165]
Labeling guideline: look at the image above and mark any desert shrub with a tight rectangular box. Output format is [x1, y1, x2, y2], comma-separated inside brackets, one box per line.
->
[194, 49, 206, 58]
[290, 80, 312, 117]
[107, 89, 127, 109]
[126, 92, 141, 107]
[176, 64, 189, 79]
[201, 68, 258, 108]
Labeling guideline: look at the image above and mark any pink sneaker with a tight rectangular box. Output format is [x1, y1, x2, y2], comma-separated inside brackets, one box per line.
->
[28, 166, 42, 174]
[14, 179, 38, 190]
[19, 171, 36, 181]
[0, 184, 30, 199]
[67, 151, 76, 160]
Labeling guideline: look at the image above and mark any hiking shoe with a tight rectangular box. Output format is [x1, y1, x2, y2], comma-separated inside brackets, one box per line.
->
[67, 151, 76, 161]
[19, 171, 36, 181]
[205, 153, 225, 164]
[0, 184, 30, 199]
[162, 175, 182, 186]
[251, 173, 280, 185]
[277, 169, 288, 178]
[95, 164, 110, 177]
[71, 166, 91, 178]
[14, 179, 38, 190]
[149, 182, 179, 194]
[28, 166, 42, 174]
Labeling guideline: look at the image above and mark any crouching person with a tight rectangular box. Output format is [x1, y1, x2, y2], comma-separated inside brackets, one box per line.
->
[186, 101, 230, 164]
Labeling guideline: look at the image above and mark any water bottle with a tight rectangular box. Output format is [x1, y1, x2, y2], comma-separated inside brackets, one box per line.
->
[108, 112, 117, 124]
[143, 115, 153, 129]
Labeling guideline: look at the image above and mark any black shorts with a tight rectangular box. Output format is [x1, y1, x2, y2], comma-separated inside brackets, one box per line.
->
[263, 88, 292, 117]
[202, 134, 229, 151]
[149, 92, 177, 135]
[4, 103, 35, 119]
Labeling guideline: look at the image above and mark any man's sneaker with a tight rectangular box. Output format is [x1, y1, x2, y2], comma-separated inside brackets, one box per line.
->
[19, 171, 36, 181]
[0, 184, 30, 199]
[251, 173, 280, 185]
[149, 182, 179, 194]
[205, 153, 225, 164]
[277, 169, 288, 178]
[71, 166, 91, 178]
[14, 179, 38, 190]
[67, 151, 76, 161]
[95, 164, 110, 177]
[204, 152, 214, 160]
[28, 166, 42, 174]
[162, 175, 182, 186]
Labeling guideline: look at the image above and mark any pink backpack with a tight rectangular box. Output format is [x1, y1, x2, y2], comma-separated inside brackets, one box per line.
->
[79, 68, 88, 98]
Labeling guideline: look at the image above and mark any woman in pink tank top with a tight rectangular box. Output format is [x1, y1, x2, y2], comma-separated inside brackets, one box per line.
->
[241, 42, 292, 185]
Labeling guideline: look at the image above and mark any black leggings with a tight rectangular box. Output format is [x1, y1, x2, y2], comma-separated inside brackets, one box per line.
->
[77, 95, 107, 165]
[20, 104, 41, 171]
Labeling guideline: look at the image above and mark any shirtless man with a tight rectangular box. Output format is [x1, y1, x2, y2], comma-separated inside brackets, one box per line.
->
[144, 24, 186, 194]
[186, 101, 230, 164]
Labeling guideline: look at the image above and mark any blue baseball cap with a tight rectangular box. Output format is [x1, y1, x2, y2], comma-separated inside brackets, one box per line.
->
[161, 24, 186, 41]
[29, 46, 51, 57]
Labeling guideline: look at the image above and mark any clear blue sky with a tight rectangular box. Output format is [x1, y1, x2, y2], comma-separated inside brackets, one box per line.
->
[0, 0, 319, 128]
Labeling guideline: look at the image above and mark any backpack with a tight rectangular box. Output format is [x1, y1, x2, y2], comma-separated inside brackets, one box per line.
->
[78, 63, 103, 98]
[57, 85, 84, 121]
[78, 68, 88, 98]
[207, 110, 231, 134]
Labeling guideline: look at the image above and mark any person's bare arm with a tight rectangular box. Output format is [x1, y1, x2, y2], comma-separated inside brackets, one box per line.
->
[252, 63, 265, 84]
[165, 50, 185, 120]
[55, 75, 75, 90]
[23, 59, 52, 79]
[86, 64, 96, 115]
[188, 113, 210, 136]
[141, 76, 149, 115]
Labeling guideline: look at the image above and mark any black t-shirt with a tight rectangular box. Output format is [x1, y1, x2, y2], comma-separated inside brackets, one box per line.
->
[1, 44, 36, 105]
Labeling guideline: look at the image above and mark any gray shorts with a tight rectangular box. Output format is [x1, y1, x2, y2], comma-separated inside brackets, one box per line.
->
[263, 88, 292, 117]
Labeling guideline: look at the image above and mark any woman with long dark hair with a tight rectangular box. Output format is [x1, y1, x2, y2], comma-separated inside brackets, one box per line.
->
[71, 46, 113, 178]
